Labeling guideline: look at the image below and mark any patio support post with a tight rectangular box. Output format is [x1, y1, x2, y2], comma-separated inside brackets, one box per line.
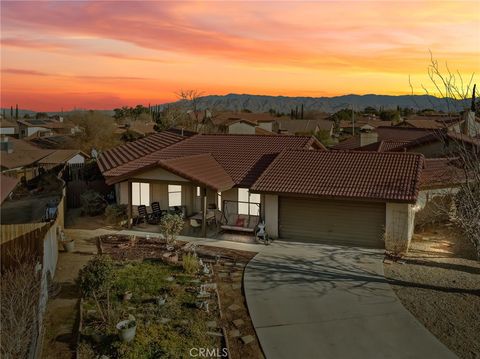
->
[201, 187, 207, 238]
[127, 180, 133, 229]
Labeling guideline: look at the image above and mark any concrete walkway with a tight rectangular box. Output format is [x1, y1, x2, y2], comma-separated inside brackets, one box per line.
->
[243, 241, 455, 359]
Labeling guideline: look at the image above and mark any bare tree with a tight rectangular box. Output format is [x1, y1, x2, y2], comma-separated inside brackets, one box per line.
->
[0, 252, 42, 358]
[414, 54, 480, 258]
[176, 89, 205, 132]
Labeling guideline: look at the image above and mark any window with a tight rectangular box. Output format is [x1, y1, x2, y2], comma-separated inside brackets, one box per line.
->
[168, 185, 182, 206]
[217, 192, 222, 210]
[238, 188, 260, 216]
[196, 186, 201, 197]
[132, 182, 150, 206]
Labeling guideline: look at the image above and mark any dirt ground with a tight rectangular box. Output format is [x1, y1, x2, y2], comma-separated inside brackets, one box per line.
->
[384, 225, 480, 359]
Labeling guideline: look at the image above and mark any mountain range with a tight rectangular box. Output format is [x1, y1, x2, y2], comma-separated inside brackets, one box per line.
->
[2, 94, 472, 116]
[160, 93, 470, 114]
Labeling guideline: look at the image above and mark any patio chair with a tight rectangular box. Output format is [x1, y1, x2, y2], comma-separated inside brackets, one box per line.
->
[134, 205, 157, 225]
[189, 218, 202, 234]
[151, 201, 167, 219]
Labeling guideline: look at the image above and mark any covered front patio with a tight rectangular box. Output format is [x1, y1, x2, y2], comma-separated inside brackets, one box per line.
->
[110, 153, 262, 243]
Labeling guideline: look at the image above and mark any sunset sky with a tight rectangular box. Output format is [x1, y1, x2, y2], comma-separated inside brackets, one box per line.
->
[1, 1, 479, 111]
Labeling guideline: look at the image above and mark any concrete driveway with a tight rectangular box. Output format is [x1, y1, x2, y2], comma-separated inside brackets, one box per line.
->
[244, 241, 455, 359]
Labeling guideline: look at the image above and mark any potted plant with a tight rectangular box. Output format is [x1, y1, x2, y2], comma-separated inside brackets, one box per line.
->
[62, 239, 75, 252]
[116, 318, 137, 342]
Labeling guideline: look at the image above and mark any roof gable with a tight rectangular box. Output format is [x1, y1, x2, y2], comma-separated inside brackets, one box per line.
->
[102, 133, 321, 187]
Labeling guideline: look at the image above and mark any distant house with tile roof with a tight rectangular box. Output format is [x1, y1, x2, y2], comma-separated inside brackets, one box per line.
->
[0, 136, 89, 180]
[99, 130, 427, 252]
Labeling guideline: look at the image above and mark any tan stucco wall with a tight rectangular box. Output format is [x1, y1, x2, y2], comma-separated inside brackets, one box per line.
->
[264, 194, 279, 238]
[134, 167, 189, 182]
[385, 203, 415, 253]
[228, 122, 256, 134]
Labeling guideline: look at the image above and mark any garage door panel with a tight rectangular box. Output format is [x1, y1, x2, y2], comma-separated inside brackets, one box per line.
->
[279, 197, 385, 247]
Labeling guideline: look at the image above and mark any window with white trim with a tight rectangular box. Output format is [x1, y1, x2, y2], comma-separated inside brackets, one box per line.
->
[168, 185, 182, 206]
[238, 188, 260, 216]
[132, 182, 150, 206]
[196, 186, 201, 197]
[217, 192, 222, 210]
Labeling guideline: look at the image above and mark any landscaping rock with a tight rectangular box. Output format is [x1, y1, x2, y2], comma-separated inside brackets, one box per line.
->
[206, 321, 217, 328]
[233, 319, 244, 328]
[165, 276, 175, 282]
[206, 331, 223, 337]
[241, 335, 254, 344]
[162, 252, 173, 258]
[228, 304, 241, 311]
[229, 329, 240, 338]
[203, 283, 217, 290]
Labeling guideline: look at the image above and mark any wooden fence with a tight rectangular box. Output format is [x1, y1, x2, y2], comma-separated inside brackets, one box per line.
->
[1, 223, 46, 245]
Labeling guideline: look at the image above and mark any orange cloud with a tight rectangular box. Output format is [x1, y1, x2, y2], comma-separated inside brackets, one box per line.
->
[1, 1, 478, 111]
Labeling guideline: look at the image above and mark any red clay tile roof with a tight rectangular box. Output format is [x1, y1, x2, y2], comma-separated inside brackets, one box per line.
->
[355, 140, 410, 152]
[1, 174, 19, 203]
[103, 133, 322, 187]
[332, 127, 436, 150]
[251, 150, 424, 203]
[98, 130, 189, 173]
[158, 154, 234, 192]
[420, 157, 467, 189]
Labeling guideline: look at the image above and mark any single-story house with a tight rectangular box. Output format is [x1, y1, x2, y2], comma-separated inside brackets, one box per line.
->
[415, 157, 468, 226]
[201, 112, 281, 134]
[276, 119, 334, 136]
[0, 119, 18, 136]
[17, 118, 80, 138]
[0, 136, 88, 180]
[99, 131, 425, 251]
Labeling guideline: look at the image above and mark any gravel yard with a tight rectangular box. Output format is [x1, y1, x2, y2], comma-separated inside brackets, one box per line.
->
[384, 225, 480, 359]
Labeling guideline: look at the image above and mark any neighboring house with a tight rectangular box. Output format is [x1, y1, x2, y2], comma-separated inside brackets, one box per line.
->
[99, 131, 424, 251]
[29, 135, 74, 149]
[202, 112, 281, 134]
[38, 149, 89, 168]
[338, 119, 393, 135]
[0, 136, 88, 180]
[17, 118, 80, 138]
[415, 157, 467, 226]
[332, 127, 435, 150]
[0, 119, 18, 136]
[0, 137, 53, 180]
[0, 174, 20, 203]
[276, 119, 334, 136]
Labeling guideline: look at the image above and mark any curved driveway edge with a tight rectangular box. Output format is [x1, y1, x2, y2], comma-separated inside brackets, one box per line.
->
[244, 241, 455, 359]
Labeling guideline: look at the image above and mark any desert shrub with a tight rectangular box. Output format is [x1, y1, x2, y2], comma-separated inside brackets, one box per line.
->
[182, 253, 199, 275]
[159, 214, 184, 244]
[78, 256, 114, 323]
[81, 190, 107, 216]
[105, 204, 127, 225]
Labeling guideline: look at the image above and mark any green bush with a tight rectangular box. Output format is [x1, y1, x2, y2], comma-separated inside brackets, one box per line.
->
[182, 253, 199, 275]
[78, 256, 114, 322]
[105, 204, 127, 225]
[159, 214, 184, 244]
[81, 190, 107, 216]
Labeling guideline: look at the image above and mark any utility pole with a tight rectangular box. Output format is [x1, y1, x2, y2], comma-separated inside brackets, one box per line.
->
[351, 104, 355, 136]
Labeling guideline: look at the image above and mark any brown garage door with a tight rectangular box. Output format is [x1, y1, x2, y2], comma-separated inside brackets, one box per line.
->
[279, 197, 386, 247]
